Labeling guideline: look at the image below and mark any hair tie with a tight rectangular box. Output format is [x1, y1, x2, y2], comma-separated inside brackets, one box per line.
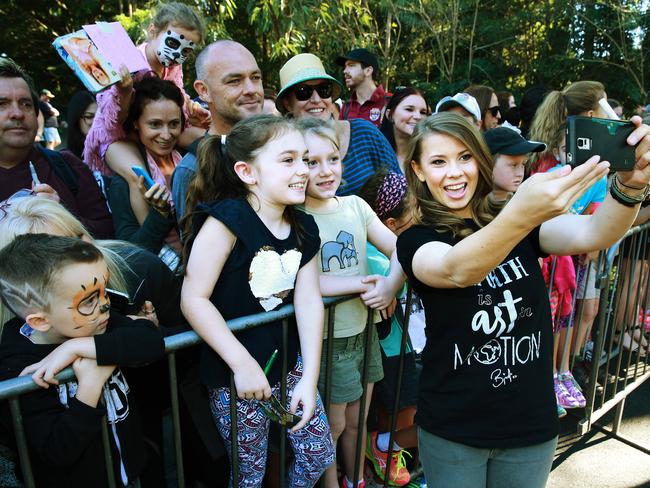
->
[375, 172, 407, 220]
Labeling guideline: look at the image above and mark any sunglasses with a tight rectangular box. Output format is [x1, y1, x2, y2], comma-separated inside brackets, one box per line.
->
[293, 82, 333, 102]
[487, 106, 501, 117]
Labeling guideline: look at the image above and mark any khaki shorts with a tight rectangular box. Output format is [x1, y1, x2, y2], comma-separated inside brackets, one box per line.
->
[318, 326, 384, 404]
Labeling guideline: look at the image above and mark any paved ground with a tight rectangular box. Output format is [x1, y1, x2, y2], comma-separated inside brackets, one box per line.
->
[549, 378, 650, 488]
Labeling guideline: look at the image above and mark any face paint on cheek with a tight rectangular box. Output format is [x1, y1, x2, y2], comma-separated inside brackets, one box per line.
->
[68, 275, 108, 327]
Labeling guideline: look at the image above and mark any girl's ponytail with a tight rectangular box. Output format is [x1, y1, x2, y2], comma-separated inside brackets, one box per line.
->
[529, 90, 567, 170]
[529, 81, 605, 170]
[181, 134, 246, 240]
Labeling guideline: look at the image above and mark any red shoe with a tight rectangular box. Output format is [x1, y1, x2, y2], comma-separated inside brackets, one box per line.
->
[365, 431, 411, 486]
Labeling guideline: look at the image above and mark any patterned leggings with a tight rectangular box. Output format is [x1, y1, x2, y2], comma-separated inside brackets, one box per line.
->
[208, 358, 335, 487]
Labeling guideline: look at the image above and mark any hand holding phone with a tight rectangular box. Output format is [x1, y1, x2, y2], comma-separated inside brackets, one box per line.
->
[132, 166, 155, 190]
[566, 116, 636, 172]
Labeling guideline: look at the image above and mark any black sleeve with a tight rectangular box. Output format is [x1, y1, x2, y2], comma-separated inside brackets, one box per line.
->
[120, 246, 186, 331]
[21, 391, 104, 467]
[60, 151, 114, 239]
[108, 175, 175, 255]
[297, 210, 321, 267]
[94, 313, 165, 367]
[528, 225, 547, 258]
[397, 225, 447, 282]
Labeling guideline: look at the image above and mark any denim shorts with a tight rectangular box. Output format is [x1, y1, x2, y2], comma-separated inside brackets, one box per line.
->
[318, 326, 384, 404]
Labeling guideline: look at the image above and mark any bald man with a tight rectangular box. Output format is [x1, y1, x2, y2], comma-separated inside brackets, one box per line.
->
[172, 40, 264, 222]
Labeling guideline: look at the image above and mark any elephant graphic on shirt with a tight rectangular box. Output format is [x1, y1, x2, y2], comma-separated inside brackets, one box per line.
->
[321, 230, 359, 272]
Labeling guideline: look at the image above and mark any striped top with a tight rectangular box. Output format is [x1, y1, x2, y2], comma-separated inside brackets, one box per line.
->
[337, 119, 401, 196]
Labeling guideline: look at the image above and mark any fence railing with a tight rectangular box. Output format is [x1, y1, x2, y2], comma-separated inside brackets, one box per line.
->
[548, 221, 650, 454]
[0, 294, 413, 488]
[2, 223, 650, 487]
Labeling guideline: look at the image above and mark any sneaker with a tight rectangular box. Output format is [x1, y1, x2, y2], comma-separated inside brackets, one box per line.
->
[554, 374, 582, 409]
[341, 476, 366, 488]
[560, 371, 586, 407]
[557, 403, 567, 418]
[365, 431, 411, 486]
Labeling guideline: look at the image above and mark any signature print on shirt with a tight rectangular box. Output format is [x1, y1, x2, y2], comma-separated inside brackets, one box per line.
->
[453, 255, 540, 389]
[321, 230, 358, 272]
[249, 246, 302, 312]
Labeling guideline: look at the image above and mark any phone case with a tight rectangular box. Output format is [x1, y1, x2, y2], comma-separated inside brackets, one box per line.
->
[132, 166, 155, 189]
[566, 116, 636, 172]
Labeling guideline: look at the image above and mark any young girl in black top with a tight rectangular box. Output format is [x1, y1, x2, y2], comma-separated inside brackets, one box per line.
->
[181, 114, 334, 487]
[396, 112, 650, 488]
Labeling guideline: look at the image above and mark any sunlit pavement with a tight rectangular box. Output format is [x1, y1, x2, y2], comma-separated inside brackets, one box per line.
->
[549, 380, 650, 488]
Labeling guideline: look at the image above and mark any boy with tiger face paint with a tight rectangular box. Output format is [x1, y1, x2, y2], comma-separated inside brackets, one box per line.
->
[0, 234, 164, 487]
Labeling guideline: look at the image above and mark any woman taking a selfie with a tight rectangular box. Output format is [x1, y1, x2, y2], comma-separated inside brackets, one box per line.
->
[396, 112, 650, 488]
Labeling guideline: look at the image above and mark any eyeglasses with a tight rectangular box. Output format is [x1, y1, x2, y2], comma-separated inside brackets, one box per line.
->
[292, 82, 333, 101]
[487, 106, 501, 117]
[0, 189, 36, 219]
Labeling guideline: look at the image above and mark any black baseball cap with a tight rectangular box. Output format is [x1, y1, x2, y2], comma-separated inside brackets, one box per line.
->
[484, 127, 546, 155]
[336, 48, 379, 74]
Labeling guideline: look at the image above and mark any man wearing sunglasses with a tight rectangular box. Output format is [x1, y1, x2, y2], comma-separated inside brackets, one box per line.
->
[172, 40, 264, 224]
[336, 48, 387, 128]
[0, 58, 113, 238]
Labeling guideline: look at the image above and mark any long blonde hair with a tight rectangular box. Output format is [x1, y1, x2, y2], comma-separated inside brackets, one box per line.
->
[0, 197, 131, 329]
[405, 112, 502, 239]
[529, 81, 605, 168]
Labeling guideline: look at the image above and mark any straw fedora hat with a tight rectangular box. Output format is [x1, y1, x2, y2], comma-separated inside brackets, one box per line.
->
[276, 53, 342, 113]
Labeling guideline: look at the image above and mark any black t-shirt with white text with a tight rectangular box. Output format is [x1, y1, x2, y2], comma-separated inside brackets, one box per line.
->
[397, 222, 558, 448]
[189, 198, 320, 388]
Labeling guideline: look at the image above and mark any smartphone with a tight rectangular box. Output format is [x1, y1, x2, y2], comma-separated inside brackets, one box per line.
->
[107, 280, 145, 315]
[132, 166, 155, 190]
[566, 116, 636, 172]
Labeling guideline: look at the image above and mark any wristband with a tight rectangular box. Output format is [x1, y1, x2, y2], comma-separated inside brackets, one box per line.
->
[610, 176, 649, 207]
[616, 177, 647, 191]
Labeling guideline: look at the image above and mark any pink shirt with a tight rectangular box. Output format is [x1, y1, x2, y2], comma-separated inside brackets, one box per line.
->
[83, 43, 189, 175]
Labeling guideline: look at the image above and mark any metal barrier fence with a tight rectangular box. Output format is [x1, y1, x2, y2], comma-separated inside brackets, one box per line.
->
[550, 221, 650, 454]
[578, 223, 650, 453]
[3, 224, 649, 487]
[0, 293, 417, 488]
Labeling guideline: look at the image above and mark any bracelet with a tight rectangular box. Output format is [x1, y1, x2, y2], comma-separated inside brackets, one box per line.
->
[615, 176, 647, 191]
[610, 176, 649, 207]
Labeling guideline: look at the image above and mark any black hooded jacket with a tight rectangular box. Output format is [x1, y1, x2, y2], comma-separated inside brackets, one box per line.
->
[0, 313, 164, 487]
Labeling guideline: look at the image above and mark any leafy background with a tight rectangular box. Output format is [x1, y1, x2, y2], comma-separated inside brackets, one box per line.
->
[1, 0, 648, 116]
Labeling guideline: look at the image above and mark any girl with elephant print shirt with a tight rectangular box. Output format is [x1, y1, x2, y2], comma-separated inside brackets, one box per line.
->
[297, 118, 405, 488]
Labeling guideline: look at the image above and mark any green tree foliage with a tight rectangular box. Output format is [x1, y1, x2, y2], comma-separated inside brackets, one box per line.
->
[0, 0, 647, 114]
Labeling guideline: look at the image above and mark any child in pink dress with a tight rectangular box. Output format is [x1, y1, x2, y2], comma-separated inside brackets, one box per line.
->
[84, 2, 209, 225]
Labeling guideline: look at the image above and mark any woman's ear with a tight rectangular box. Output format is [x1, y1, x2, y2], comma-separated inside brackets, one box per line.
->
[281, 96, 292, 115]
[410, 160, 425, 182]
[233, 161, 257, 185]
[586, 109, 595, 118]
[385, 109, 392, 122]
[25, 313, 51, 333]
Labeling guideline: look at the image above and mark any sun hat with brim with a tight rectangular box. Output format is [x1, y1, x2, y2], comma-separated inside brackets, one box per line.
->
[276, 53, 343, 113]
[41, 89, 55, 98]
[484, 127, 547, 155]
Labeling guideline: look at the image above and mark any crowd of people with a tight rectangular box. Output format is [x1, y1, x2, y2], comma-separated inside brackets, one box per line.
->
[1, 2, 650, 488]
